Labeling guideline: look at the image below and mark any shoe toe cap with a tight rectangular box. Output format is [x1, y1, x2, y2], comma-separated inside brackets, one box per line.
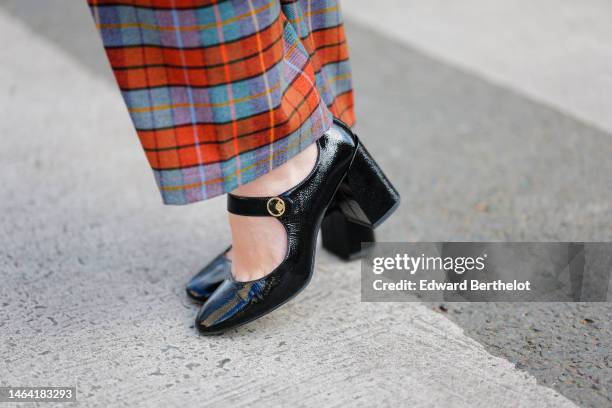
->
[195, 279, 267, 334]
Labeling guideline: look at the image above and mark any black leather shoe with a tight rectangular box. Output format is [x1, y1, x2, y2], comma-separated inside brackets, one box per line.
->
[185, 178, 377, 304]
[195, 120, 399, 334]
[185, 247, 231, 302]
[186, 211, 373, 303]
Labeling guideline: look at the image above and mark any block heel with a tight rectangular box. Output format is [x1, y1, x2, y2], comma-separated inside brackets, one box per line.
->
[335, 139, 400, 229]
[321, 207, 375, 260]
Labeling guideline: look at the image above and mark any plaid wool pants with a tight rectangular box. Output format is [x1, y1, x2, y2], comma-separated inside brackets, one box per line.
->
[88, 0, 355, 204]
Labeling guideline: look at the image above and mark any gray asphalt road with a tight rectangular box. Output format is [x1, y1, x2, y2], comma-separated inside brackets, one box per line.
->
[1, 1, 610, 407]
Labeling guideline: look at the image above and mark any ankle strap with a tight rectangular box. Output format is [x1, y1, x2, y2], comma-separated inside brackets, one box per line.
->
[227, 194, 291, 217]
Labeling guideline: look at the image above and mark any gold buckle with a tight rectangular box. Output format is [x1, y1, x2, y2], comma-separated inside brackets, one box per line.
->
[266, 197, 285, 217]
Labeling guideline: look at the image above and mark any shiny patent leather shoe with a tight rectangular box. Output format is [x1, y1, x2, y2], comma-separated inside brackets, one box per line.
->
[195, 120, 399, 334]
[185, 247, 231, 302]
[186, 210, 373, 303]
[186, 184, 376, 304]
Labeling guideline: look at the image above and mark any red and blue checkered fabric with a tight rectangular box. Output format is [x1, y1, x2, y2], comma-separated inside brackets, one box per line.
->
[87, 0, 355, 204]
